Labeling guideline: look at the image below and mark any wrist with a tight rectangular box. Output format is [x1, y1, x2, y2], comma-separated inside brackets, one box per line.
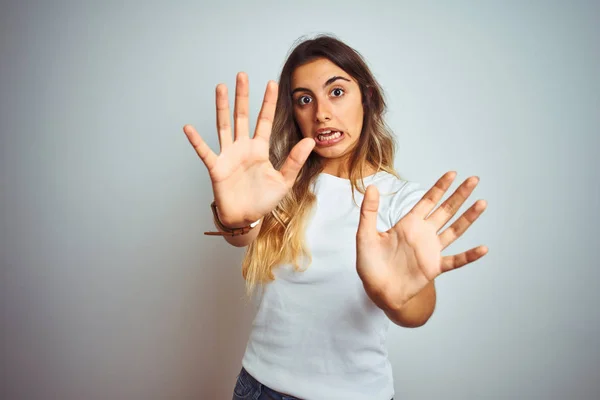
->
[215, 206, 256, 230]
[205, 201, 261, 237]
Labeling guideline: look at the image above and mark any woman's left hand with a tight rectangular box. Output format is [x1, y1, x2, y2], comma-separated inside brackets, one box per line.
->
[356, 171, 488, 312]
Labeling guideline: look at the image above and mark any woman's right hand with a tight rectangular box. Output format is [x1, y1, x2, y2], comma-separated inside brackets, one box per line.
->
[183, 72, 315, 228]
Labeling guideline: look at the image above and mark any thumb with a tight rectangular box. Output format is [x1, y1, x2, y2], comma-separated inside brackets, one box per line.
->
[279, 138, 316, 186]
[357, 185, 380, 240]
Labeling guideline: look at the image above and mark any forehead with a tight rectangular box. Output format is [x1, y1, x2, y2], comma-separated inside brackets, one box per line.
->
[291, 58, 355, 88]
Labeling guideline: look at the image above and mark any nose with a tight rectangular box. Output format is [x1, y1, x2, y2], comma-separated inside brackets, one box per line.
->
[315, 100, 332, 122]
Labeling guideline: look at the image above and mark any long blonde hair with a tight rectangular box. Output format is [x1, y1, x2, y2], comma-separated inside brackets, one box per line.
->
[242, 34, 400, 297]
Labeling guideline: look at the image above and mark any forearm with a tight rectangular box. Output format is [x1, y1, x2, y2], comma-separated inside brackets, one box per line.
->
[383, 281, 437, 328]
[214, 213, 262, 247]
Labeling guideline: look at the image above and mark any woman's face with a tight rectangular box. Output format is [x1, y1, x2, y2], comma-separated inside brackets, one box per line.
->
[291, 58, 364, 173]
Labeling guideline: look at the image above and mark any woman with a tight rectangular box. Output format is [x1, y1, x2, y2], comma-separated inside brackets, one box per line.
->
[183, 34, 488, 400]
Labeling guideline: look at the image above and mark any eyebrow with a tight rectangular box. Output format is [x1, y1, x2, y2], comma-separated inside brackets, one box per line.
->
[291, 76, 351, 96]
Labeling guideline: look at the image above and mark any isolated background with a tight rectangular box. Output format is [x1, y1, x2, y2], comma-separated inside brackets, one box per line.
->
[1, 0, 599, 399]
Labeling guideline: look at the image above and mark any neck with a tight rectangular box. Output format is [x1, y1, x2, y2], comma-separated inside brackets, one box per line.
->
[321, 160, 377, 179]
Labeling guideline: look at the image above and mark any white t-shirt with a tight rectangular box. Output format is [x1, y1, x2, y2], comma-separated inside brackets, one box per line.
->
[241, 171, 426, 400]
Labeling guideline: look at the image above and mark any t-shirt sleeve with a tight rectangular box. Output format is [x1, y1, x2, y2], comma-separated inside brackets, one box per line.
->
[388, 181, 427, 227]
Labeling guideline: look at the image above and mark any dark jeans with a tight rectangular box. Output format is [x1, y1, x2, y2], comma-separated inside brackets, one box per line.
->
[232, 367, 393, 400]
[232, 367, 300, 399]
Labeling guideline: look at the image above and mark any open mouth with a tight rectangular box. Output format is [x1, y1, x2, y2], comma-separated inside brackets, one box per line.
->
[315, 130, 344, 145]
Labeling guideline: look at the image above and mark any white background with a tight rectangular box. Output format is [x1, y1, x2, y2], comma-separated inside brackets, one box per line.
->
[1, 0, 599, 398]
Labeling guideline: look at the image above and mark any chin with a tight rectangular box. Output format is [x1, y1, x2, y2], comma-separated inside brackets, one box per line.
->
[315, 147, 349, 160]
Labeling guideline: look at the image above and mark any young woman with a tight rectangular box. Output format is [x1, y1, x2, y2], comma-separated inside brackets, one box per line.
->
[183, 34, 488, 400]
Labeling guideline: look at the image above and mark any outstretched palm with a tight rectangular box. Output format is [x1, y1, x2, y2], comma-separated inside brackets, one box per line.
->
[356, 172, 488, 312]
[183, 72, 315, 227]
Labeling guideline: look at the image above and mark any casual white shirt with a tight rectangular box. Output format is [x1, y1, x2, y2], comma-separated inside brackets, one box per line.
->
[241, 171, 426, 400]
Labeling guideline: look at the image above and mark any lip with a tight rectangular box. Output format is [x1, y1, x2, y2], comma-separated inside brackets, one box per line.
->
[315, 127, 343, 135]
[314, 128, 345, 147]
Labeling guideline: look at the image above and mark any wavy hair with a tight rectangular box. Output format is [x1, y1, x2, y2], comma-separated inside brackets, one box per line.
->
[241, 34, 400, 297]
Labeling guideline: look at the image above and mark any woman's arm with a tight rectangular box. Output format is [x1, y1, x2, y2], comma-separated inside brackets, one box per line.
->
[383, 281, 436, 328]
[213, 210, 263, 247]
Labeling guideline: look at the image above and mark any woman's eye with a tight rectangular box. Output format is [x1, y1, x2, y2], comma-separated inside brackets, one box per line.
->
[296, 89, 343, 106]
[298, 96, 311, 105]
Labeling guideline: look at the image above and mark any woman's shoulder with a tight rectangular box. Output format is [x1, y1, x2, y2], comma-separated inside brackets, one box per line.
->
[370, 171, 427, 225]
[367, 170, 422, 193]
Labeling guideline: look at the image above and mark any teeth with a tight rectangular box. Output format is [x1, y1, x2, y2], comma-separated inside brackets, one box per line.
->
[317, 131, 341, 141]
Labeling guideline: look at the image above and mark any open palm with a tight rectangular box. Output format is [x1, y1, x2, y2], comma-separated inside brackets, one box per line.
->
[356, 172, 488, 312]
[183, 72, 315, 227]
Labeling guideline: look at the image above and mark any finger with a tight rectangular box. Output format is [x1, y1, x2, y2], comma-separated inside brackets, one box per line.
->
[253, 80, 278, 142]
[182, 124, 217, 169]
[439, 200, 487, 250]
[428, 176, 480, 231]
[410, 171, 457, 218]
[279, 138, 315, 187]
[234, 72, 250, 141]
[440, 245, 488, 273]
[357, 185, 380, 241]
[215, 83, 233, 149]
